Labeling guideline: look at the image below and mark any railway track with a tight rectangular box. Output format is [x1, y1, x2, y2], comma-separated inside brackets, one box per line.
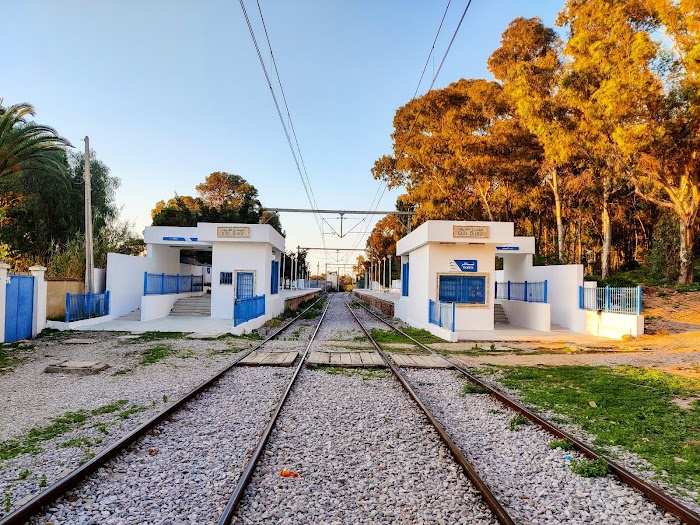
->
[352, 296, 700, 525]
[0, 295, 327, 525]
[224, 293, 511, 524]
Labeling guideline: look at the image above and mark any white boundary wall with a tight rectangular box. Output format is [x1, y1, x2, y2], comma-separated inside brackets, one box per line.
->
[496, 299, 550, 331]
[140, 292, 202, 322]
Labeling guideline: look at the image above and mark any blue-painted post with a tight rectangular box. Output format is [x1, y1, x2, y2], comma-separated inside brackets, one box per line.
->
[87, 292, 93, 319]
[65, 293, 70, 324]
[524, 281, 528, 302]
[636, 285, 643, 315]
[106, 291, 110, 315]
[161, 273, 165, 295]
[605, 286, 611, 312]
[451, 302, 456, 332]
[579, 286, 583, 309]
[495, 281, 498, 299]
[507, 281, 511, 301]
[143, 272, 148, 295]
[176, 273, 180, 294]
[544, 280, 548, 303]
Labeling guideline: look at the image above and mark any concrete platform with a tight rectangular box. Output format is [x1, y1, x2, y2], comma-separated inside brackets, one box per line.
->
[45, 360, 109, 375]
[307, 351, 385, 367]
[388, 353, 452, 368]
[238, 351, 298, 366]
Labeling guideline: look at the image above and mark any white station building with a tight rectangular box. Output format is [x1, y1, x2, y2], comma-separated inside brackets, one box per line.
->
[386, 220, 644, 341]
[105, 223, 316, 334]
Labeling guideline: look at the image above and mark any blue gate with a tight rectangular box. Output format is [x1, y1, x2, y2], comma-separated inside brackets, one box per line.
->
[4, 275, 34, 342]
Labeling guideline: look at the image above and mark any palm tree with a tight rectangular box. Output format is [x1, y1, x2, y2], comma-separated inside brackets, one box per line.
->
[0, 101, 72, 178]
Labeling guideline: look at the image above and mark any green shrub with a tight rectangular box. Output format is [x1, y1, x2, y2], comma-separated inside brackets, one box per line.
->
[548, 439, 575, 451]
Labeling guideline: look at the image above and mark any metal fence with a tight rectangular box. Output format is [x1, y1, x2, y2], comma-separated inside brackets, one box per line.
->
[428, 299, 455, 332]
[65, 291, 110, 323]
[495, 281, 548, 303]
[579, 285, 642, 315]
[143, 273, 204, 295]
[234, 294, 266, 327]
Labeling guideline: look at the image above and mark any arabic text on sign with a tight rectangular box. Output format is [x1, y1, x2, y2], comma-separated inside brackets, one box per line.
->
[453, 226, 490, 239]
[217, 226, 250, 239]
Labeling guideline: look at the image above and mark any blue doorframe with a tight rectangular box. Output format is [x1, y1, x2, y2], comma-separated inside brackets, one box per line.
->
[4, 275, 34, 342]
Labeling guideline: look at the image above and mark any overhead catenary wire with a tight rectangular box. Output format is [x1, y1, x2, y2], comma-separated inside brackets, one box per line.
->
[349, 0, 472, 264]
[238, 0, 326, 249]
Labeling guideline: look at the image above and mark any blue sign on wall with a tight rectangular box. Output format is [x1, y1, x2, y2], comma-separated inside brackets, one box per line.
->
[454, 259, 478, 272]
[496, 246, 519, 251]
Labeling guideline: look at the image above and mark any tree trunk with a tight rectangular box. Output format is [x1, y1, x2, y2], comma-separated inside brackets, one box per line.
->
[601, 175, 612, 279]
[548, 170, 565, 262]
[679, 217, 695, 284]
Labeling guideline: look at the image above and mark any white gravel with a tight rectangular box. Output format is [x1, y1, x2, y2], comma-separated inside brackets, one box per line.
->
[27, 366, 292, 525]
[231, 368, 498, 525]
[0, 332, 254, 517]
[232, 294, 498, 524]
[406, 368, 681, 525]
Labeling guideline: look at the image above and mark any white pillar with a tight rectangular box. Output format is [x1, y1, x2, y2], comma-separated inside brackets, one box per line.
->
[0, 262, 10, 343]
[29, 266, 47, 337]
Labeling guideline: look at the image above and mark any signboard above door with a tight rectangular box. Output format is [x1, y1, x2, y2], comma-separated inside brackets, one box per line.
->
[217, 226, 250, 239]
[453, 259, 478, 272]
[453, 225, 489, 239]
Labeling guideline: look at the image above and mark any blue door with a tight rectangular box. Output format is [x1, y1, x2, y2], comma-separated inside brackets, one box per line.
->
[4, 275, 34, 342]
[235, 272, 255, 300]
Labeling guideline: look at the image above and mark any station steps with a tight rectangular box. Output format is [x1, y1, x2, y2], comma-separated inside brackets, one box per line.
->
[494, 303, 510, 324]
[169, 295, 211, 317]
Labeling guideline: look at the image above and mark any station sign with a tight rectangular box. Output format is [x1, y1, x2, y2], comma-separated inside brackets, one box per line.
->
[217, 226, 250, 239]
[454, 259, 478, 272]
[496, 246, 519, 251]
[453, 225, 489, 239]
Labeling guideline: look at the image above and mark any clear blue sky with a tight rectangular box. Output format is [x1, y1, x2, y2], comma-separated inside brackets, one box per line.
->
[4, 0, 562, 274]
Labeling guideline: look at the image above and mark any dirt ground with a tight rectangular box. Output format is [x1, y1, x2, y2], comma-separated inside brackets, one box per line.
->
[441, 287, 700, 377]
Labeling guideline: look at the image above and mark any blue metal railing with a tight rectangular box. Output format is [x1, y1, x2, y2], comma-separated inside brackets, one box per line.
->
[234, 294, 266, 327]
[65, 291, 110, 323]
[579, 285, 642, 315]
[495, 281, 548, 303]
[428, 299, 455, 332]
[143, 273, 204, 295]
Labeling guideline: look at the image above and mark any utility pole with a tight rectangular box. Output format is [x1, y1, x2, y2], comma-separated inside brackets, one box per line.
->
[84, 136, 94, 294]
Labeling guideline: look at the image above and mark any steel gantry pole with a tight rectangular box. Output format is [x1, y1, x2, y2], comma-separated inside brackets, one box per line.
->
[84, 136, 94, 294]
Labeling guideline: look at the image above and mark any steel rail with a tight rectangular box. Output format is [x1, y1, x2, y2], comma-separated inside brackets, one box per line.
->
[344, 299, 516, 525]
[0, 293, 326, 525]
[217, 300, 330, 524]
[353, 299, 700, 525]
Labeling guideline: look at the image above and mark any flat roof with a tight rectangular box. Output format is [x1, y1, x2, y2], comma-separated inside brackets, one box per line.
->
[397, 221, 515, 255]
[144, 223, 285, 252]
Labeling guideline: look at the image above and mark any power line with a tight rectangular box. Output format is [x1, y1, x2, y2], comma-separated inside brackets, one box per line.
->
[351, 0, 470, 259]
[238, 0, 326, 246]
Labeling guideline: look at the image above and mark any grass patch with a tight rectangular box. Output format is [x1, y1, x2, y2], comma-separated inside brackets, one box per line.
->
[494, 365, 700, 494]
[462, 382, 491, 395]
[370, 327, 443, 345]
[139, 345, 176, 366]
[59, 437, 93, 449]
[118, 404, 147, 420]
[317, 366, 389, 380]
[548, 438, 575, 451]
[570, 457, 609, 477]
[112, 368, 132, 376]
[508, 413, 528, 431]
[90, 400, 128, 415]
[125, 332, 187, 344]
[18, 469, 29, 480]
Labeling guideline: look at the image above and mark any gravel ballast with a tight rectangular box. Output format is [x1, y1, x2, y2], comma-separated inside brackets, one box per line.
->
[406, 368, 681, 525]
[231, 368, 498, 525]
[26, 366, 292, 524]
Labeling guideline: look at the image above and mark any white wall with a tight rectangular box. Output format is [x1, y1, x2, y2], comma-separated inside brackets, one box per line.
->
[496, 299, 551, 331]
[211, 242, 274, 319]
[107, 253, 156, 317]
[584, 311, 644, 338]
[397, 243, 496, 333]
